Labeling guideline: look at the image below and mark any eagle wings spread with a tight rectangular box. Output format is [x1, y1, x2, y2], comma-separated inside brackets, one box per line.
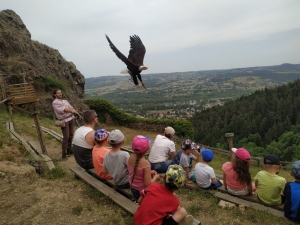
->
[105, 34, 147, 88]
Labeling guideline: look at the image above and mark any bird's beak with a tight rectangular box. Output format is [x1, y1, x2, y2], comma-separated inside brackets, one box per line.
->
[143, 67, 148, 70]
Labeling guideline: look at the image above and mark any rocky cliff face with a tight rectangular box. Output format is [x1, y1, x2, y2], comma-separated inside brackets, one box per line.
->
[0, 10, 89, 116]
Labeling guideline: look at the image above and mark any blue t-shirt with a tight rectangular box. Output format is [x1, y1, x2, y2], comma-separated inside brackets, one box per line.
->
[284, 181, 300, 222]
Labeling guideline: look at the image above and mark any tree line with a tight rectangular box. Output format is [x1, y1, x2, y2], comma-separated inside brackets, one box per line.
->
[191, 79, 300, 161]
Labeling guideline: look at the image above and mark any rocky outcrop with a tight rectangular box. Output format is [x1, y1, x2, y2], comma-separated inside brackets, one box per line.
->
[0, 10, 89, 116]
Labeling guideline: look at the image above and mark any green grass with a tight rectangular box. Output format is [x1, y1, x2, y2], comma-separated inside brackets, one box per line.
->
[41, 165, 65, 179]
[72, 205, 83, 216]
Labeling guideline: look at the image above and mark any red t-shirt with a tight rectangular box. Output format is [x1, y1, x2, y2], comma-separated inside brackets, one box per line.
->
[134, 183, 179, 225]
[92, 146, 112, 180]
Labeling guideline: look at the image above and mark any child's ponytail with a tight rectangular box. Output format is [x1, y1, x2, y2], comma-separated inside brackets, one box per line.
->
[131, 153, 143, 184]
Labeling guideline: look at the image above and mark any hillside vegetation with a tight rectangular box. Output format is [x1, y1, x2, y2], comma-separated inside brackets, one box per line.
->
[86, 98, 194, 138]
[191, 79, 300, 161]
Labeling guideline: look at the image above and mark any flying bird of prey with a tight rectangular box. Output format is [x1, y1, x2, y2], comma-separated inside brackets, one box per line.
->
[105, 34, 148, 88]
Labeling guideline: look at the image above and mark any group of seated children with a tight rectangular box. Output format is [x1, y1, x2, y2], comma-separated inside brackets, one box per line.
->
[90, 129, 300, 224]
[91, 128, 194, 225]
[173, 139, 222, 189]
[172, 139, 300, 223]
[222, 148, 300, 223]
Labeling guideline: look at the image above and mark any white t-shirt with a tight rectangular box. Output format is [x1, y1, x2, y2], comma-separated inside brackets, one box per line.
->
[73, 126, 93, 149]
[148, 135, 176, 163]
[195, 162, 216, 188]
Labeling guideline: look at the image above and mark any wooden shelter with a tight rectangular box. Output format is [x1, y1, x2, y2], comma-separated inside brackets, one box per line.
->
[0, 77, 47, 154]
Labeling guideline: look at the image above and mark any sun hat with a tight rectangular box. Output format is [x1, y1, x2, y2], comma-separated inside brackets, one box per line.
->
[132, 135, 151, 154]
[94, 129, 109, 142]
[181, 139, 192, 150]
[165, 164, 186, 188]
[191, 142, 200, 151]
[165, 126, 175, 137]
[200, 149, 214, 162]
[232, 148, 251, 162]
[291, 160, 300, 178]
[264, 154, 280, 165]
[108, 129, 124, 144]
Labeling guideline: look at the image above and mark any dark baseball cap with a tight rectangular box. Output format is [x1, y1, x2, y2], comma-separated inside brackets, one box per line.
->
[264, 154, 280, 165]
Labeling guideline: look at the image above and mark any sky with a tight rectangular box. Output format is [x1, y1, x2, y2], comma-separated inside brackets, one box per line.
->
[1, 0, 300, 78]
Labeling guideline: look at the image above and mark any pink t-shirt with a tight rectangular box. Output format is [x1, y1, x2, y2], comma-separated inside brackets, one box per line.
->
[92, 146, 112, 180]
[127, 164, 150, 190]
[52, 99, 74, 122]
[222, 162, 247, 190]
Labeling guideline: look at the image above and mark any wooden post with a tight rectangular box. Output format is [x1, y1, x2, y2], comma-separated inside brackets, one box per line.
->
[8, 102, 14, 123]
[32, 110, 47, 154]
[225, 133, 234, 151]
[31, 101, 47, 154]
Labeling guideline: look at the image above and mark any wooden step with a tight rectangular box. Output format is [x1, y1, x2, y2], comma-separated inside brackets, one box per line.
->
[214, 192, 284, 218]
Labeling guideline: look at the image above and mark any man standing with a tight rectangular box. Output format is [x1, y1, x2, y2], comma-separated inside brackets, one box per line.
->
[73, 110, 98, 169]
[52, 89, 77, 160]
[148, 126, 176, 173]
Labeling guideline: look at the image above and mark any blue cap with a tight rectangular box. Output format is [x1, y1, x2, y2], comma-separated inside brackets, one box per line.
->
[291, 160, 300, 178]
[200, 149, 214, 162]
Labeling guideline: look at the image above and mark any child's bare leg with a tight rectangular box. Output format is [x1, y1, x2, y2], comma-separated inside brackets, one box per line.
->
[251, 182, 257, 194]
[172, 207, 187, 223]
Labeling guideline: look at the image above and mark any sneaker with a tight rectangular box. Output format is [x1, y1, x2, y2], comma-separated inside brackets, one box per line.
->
[62, 154, 68, 160]
[67, 149, 73, 155]
[179, 215, 194, 225]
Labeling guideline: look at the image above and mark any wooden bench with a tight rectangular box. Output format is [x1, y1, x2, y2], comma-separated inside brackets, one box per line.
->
[185, 182, 218, 194]
[70, 165, 201, 225]
[70, 165, 138, 214]
[86, 168, 133, 199]
[183, 180, 284, 216]
[217, 186, 284, 211]
[214, 192, 284, 218]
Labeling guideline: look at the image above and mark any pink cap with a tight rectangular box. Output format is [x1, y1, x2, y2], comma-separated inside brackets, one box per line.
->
[132, 135, 151, 154]
[232, 148, 251, 162]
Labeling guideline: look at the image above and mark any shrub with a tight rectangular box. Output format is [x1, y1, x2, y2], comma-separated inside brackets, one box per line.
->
[44, 76, 66, 91]
[86, 98, 194, 138]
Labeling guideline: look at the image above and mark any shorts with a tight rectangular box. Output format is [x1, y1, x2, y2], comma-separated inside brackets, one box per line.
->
[227, 186, 249, 196]
[162, 217, 178, 225]
[202, 180, 222, 190]
[130, 187, 140, 201]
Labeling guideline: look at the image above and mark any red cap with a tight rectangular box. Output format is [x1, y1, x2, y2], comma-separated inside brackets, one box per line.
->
[232, 148, 251, 162]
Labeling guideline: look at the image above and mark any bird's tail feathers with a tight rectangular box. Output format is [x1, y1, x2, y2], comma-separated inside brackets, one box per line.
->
[120, 68, 129, 74]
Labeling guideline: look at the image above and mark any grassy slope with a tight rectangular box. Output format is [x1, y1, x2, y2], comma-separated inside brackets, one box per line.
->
[0, 108, 295, 225]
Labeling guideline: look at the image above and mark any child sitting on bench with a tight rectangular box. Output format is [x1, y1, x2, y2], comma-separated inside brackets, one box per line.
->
[102, 129, 130, 189]
[179, 139, 201, 184]
[195, 148, 223, 190]
[134, 164, 194, 225]
[222, 148, 255, 196]
[92, 129, 112, 180]
[284, 160, 300, 222]
[127, 135, 160, 201]
[254, 154, 286, 205]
